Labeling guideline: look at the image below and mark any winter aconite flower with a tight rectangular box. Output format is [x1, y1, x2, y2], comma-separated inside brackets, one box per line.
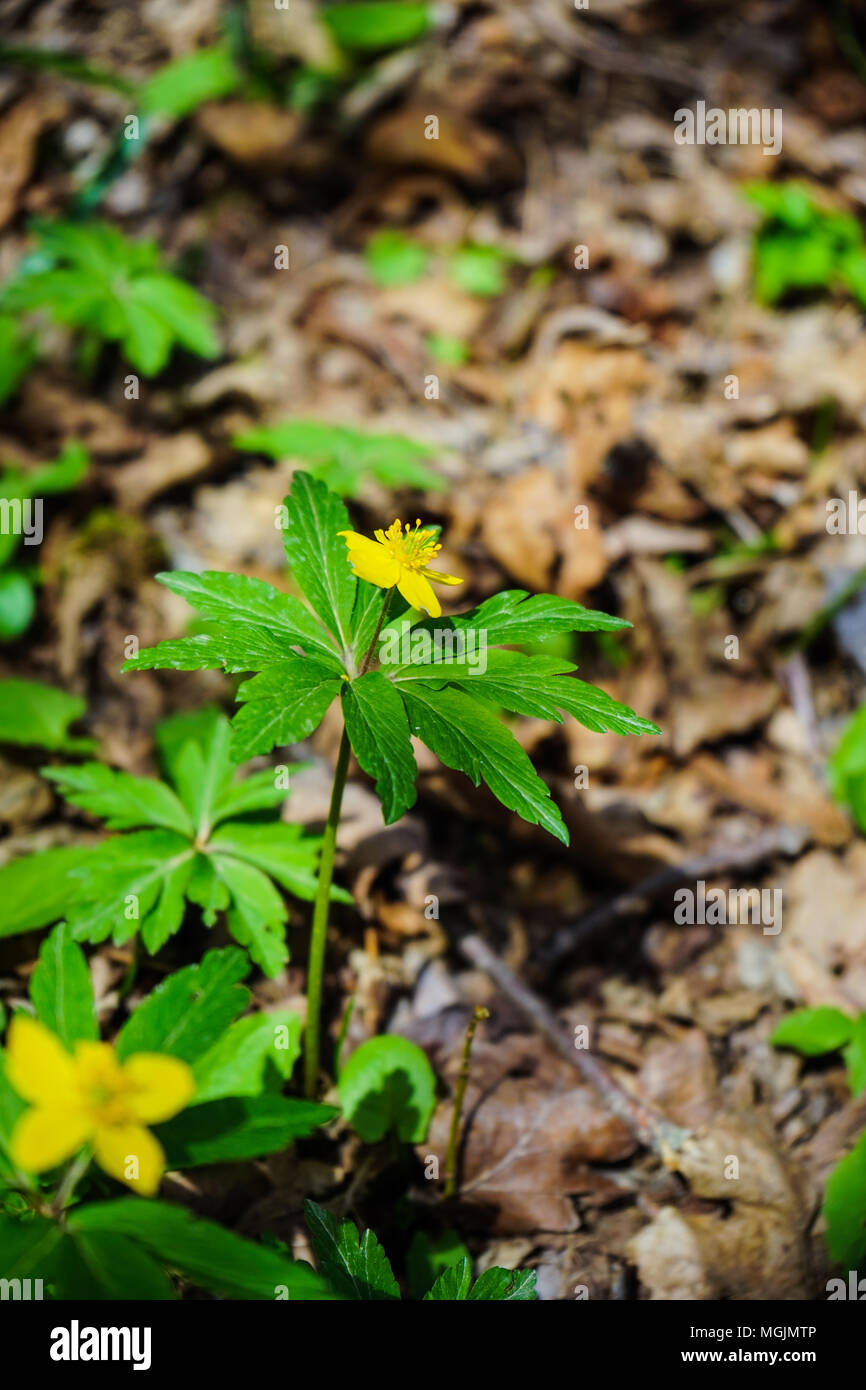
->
[7, 1016, 194, 1196]
[338, 518, 462, 618]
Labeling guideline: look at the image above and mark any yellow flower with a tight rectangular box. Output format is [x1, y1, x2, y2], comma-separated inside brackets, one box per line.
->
[6, 1015, 194, 1197]
[338, 518, 462, 619]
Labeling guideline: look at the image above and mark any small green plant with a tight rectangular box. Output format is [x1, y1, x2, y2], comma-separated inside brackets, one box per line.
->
[364, 229, 430, 287]
[0, 929, 336, 1299]
[0, 442, 89, 640]
[0, 678, 94, 752]
[320, 3, 432, 52]
[745, 181, 866, 307]
[448, 243, 515, 298]
[829, 705, 866, 833]
[1, 220, 219, 376]
[304, 1201, 536, 1300]
[121, 471, 659, 1098]
[337, 1035, 436, 1143]
[140, 44, 241, 120]
[0, 707, 342, 976]
[362, 227, 517, 300]
[0, 313, 35, 407]
[772, 1006, 866, 1268]
[234, 419, 444, 497]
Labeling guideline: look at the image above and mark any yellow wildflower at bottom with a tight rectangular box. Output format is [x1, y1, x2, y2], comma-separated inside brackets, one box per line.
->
[7, 1015, 194, 1196]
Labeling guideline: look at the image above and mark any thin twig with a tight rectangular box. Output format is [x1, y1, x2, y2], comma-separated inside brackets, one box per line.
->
[443, 1005, 488, 1198]
[544, 824, 809, 965]
[458, 932, 688, 1158]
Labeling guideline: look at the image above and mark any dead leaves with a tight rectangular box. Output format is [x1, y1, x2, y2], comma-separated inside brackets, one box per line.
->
[630, 1037, 813, 1300]
[0, 93, 68, 229]
[421, 1034, 636, 1233]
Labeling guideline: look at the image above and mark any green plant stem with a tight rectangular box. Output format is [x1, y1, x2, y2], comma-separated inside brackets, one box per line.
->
[444, 1006, 488, 1198]
[303, 726, 351, 1099]
[304, 587, 393, 1098]
[52, 1147, 92, 1217]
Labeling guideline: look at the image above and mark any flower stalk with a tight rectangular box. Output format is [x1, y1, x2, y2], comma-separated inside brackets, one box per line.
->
[303, 588, 393, 1099]
[444, 1005, 489, 1198]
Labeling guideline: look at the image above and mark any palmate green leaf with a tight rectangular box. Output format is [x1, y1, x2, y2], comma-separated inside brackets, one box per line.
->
[128, 275, 219, 360]
[401, 683, 568, 844]
[423, 1258, 536, 1301]
[47, 1229, 177, 1300]
[0, 1217, 174, 1301]
[69, 1199, 338, 1300]
[281, 472, 356, 649]
[29, 923, 97, 1048]
[823, 1131, 866, 1270]
[41, 762, 193, 835]
[231, 658, 343, 762]
[0, 678, 93, 751]
[0, 1215, 65, 1290]
[2, 220, 219, 377]
[158, 708, 234, 833]
[146, 569, 342, 665]
[209, 821, 341, 902]
[186, 853, 230, 924]
[432, 588, 632, 643]
[213, 853, 289, 977]
[390, 647, 660, 736]
[0, 846, 95, 939]
[304, 1200, 400, 1300]
[338, 1035, 436, 1143]
[342, 671, 417, 823]
[237, 421, 442, 499]
[122, 626, 290, 674]
[116, 947, 250, 1063]
[192, 1011, 302, 1103]
[63, 830, 194, 945]
[154, 1095, 336, 1166]
[211, 766, 301, 822]
[141, 854, 193, 954]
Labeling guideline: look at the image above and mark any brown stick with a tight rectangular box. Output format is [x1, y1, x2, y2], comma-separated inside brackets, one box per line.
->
[458, 931, 688, 1158]
[544, 824, 809, 965]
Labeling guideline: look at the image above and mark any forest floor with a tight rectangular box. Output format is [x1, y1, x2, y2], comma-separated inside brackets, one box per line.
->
[1, 0, 866, 1299]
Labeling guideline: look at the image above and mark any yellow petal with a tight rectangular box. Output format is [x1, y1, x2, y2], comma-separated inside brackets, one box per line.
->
[93, 1123, 165, 1196]
[122, 1053, 195, 1124]
[6, 1015, 75, 1105]
[345, 542, 400, 589]
[424, 569, 463, 586]
[397, 569, 440, 618]
[337, 530, 373, 546]
[72, 1040, 125, 1093]
[10, 1105, 92, 1173]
